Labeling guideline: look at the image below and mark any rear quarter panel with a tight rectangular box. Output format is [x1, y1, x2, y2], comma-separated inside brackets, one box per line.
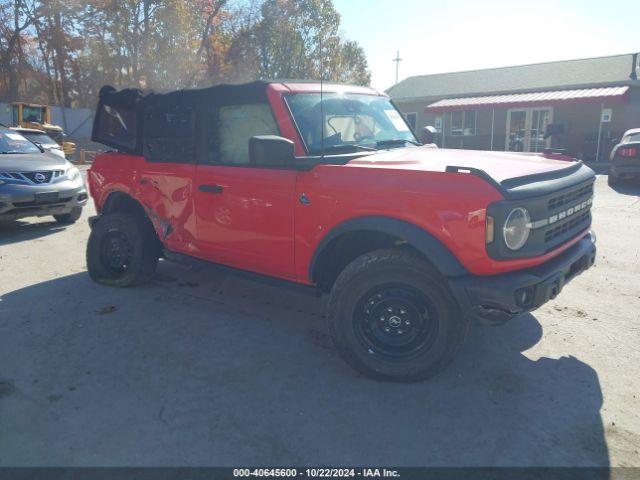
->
[89, 153, 196, 253]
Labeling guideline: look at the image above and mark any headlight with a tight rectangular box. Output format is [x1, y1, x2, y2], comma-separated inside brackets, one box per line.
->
[67, 166, 80, 181]
[503, 207, 530, 250]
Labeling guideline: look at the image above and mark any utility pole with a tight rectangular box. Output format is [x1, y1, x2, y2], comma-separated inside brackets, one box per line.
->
[393, 51, 402, 85]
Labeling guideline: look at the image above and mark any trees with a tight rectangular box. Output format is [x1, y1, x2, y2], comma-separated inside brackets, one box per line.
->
[0, 0, 370, 107]
[0, 0, 37, 101]
[253, 0, 370, 85]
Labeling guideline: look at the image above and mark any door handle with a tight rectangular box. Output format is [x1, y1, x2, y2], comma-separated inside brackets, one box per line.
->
[199, 184, 223, 194]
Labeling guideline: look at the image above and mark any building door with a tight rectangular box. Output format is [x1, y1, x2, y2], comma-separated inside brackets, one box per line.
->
[506, 108, 553, 152]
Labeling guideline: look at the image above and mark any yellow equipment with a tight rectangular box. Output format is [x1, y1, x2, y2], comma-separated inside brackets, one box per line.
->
[10, 102, 76, 156]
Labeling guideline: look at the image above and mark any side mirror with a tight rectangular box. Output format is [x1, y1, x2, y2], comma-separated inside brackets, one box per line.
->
[249, 135, 294, 167]
[421, 126, 437, 145]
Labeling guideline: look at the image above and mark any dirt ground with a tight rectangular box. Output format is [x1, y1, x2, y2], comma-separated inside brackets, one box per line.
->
[0, 173, 638, 467]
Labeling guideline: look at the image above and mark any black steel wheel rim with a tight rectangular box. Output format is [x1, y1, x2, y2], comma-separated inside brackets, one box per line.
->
[353, 284, 438, 360]
[100, 229, 133, 274]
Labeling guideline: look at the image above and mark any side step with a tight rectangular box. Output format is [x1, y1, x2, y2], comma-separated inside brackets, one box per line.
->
[161, 249, 321, 297]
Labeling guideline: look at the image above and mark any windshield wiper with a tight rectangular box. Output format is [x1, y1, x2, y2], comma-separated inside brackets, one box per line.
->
[375, 139, 421, 149]
[0, 151, 27, 154]
[315, 144, 376, 154]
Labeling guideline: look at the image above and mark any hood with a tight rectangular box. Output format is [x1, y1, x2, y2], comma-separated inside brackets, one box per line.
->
[0, 151, 69, 172]
[42, 145, 66, 159]
[346, 146, 577, 184]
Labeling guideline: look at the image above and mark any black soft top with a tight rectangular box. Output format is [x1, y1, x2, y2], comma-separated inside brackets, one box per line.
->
[91, 81, 270, 154]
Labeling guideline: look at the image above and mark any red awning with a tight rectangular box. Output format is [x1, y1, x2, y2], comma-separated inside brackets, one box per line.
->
[425, 86, 630, 112]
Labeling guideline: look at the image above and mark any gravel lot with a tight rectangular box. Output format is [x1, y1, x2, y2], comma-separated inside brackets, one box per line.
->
[0, 173, 638, 467]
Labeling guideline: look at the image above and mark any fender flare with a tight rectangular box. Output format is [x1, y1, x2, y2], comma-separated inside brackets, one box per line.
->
[308, 216, 468, 281]
[100, 190, 170, 237]
[101, 189, 140, 216]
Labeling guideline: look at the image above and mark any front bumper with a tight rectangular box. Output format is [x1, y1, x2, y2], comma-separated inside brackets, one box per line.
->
[449, 232, 596, 325]
[0, 182, 88, 221]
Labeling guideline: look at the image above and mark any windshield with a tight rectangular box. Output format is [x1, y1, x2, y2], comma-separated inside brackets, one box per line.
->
[286, 93, 417, 155]
[23, 106, 45, 123]
[0, 127, 42, 154]
[20, 131, 59, 147]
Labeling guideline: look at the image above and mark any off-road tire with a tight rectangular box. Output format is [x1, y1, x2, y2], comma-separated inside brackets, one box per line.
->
[86, 212, 159, 287]
[327, 248, 469, 382]
[53, 206, 83, 224]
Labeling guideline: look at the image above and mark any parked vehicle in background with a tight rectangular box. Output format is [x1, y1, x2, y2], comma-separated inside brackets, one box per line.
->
[11, 127, 66, 159]
[10, 102, 76, 157]
[0, 126, 87, 224]
[609, 128, 640, 186]
[86, 81, 597, 382]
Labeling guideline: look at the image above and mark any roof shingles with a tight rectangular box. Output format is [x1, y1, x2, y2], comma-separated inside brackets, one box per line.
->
[387, 53, 639, 100]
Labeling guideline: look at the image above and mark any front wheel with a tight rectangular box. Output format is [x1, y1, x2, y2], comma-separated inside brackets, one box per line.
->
[327, 249, 468, 382]
[86, 213, 159, 287]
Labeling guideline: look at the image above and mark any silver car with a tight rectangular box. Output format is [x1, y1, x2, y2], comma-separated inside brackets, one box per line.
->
[11, 127, 66, 159]
[0, 125, 87, 224]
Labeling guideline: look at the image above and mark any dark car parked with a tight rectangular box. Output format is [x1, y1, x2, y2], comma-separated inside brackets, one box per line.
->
[0, 126, 88, 224]
[609, 128, 640, 186]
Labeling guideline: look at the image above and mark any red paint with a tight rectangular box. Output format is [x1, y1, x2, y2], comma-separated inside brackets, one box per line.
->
[88, 82, 592, 286]
[193, 164, 297, 280]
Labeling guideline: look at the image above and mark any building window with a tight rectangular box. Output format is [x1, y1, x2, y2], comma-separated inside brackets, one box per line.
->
[450, 110, 476, 136]
[404, 112, 417, 131]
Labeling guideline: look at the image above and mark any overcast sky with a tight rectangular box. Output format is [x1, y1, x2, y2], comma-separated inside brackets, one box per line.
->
[333, 0, 639, 91]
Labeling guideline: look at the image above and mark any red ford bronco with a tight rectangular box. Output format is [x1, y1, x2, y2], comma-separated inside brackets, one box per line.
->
[87, 81, 596, 381]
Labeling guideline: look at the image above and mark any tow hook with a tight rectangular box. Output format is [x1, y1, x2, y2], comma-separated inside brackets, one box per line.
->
[549, 279, 563, 299]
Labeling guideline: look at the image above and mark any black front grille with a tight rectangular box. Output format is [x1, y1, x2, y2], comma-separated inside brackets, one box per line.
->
[544, 211, 591, 243]
[486, 177, 595, 260]
[0, 172, 22, 180]
[1, 170, 63, 183]
[548, 183, 594, 210]
[537, 182, 593, 251]
[21, 171, 53, 183]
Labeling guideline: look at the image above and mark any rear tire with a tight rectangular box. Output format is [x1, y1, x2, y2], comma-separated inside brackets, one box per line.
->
[327, 248, 469, 382]
[54, 206, 83, 224]
[607, 173, 619, 187]
[86, 213, 159, 287]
